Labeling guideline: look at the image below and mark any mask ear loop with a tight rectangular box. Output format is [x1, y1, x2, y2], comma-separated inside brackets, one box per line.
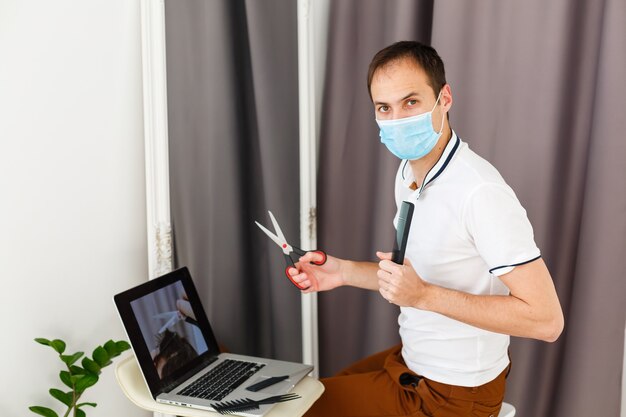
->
[432, 91, 445, 134]
[437, 106, 446, 134]
[431, 91, 442, 111]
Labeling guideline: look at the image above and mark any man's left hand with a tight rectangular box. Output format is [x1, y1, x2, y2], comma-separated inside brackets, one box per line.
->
[376, 251, 430, 308]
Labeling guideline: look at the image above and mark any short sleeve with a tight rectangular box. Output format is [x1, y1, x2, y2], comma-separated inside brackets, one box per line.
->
[463, 183, 540, 276]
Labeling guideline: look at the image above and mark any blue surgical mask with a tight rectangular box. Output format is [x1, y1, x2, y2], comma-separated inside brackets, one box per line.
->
[376, 92, 444, 160]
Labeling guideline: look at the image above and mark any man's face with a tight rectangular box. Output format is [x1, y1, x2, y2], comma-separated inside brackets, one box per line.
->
[370, 58, 444, 123]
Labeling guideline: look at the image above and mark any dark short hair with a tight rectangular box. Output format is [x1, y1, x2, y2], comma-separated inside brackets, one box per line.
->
[154, 329, 199, 379]
[367, 41, 447, 99]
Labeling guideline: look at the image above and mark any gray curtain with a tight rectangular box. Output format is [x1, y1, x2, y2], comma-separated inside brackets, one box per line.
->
[318, 1, 626, 417]
[165, 0, 302, 362]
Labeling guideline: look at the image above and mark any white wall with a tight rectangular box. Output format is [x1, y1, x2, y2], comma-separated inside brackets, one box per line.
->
[0, 1, 150, 416]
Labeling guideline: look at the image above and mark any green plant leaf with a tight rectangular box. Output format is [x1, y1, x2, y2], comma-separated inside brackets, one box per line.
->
[61, 352, 84, 366]
[70, 365, 86, 375]
[59, 371, 72, 388]
[81, 357, 101, 375]
[29, 406, 59, 417]
[92, 346, 110, 367]
[49, 389, 72, 407]
[75, 408, 86, 417]
[116, 340, 131, 352]
[34, 338, 51, 346]
[50, 339, 66, 354]
[75, 373, 98, 393]
[103, 340, 119, 357]
[77, 402, 97, 408]
[72, 374, 84, 388]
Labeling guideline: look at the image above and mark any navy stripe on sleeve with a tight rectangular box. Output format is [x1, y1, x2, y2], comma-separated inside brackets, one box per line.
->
[489, 255, 542, 274]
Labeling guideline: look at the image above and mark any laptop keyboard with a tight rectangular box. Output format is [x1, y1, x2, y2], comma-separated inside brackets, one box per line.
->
[178, 359, 265, 401]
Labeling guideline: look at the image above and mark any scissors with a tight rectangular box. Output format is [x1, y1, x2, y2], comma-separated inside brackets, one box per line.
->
[255, 211, 327, 290]
[153, 311, 182, 334]
[153, 310, 199, 334]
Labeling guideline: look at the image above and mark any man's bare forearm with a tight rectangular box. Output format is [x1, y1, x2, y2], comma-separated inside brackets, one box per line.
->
[340, 260, 380, 290]
[421, 285, 562, 342]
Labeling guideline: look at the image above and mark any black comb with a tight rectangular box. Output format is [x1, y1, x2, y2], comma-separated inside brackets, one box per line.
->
[212, 393, 301, 415]
[246, 375, 289, 392]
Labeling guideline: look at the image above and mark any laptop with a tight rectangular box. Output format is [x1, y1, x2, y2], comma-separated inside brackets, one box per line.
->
[114, 266, 313, 416]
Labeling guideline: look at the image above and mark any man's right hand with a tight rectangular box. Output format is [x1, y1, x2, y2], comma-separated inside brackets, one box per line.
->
[288, 251, 345, 293]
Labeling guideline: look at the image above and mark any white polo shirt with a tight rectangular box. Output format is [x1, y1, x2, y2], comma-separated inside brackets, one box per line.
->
[393, 131, 540, 387]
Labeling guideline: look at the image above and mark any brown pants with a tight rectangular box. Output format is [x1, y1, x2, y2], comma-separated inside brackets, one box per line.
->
[304, 344, 507, 417]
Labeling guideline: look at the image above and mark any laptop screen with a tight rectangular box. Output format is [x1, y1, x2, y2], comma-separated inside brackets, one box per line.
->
[130, 280, 209, 380]
[114, 267, 221, 398]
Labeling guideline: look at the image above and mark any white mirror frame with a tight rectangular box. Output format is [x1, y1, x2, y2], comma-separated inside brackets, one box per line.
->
[140, 0, 326, 381]
[141, 0, 172, 283]
[298, 0, 320, 378]
[141, 1, 173, 415]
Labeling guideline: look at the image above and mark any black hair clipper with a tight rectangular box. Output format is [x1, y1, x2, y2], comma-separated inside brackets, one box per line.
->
[392, 201, 414, 264]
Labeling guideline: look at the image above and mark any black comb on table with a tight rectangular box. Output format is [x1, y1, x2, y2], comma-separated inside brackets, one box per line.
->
[212, 393, 301, 415]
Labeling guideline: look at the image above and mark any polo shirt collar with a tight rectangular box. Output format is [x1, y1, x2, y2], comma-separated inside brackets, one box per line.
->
[401, 130, 461, 194]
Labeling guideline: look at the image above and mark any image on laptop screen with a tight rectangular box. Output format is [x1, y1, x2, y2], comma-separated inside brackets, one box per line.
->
[130, 280, 209, 380]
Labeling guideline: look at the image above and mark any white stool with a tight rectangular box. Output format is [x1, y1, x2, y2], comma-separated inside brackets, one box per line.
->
[498, 402, 516, 417]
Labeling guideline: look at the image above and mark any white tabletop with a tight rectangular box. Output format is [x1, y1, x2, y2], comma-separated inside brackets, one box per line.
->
[114, 354, 325, 417]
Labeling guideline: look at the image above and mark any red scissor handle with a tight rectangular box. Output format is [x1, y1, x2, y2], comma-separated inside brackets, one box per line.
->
[284, 250, 326, 290]
[308, 250, 327, 266]
[292, 248, 327, 265]
[285, 266, 310, 290]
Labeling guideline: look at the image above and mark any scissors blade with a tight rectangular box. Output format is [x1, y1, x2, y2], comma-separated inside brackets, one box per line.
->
[268, 211, 289, 245]
[153, 311, 178, 320]
[158, 313, 181, 334]
[255, 220, 286, 248]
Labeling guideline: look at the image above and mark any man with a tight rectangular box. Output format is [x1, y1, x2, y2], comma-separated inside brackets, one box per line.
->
[292, 41, 564, 417]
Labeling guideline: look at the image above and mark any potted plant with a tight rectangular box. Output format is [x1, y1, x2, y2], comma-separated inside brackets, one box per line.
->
[29, 337, 130, 417]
